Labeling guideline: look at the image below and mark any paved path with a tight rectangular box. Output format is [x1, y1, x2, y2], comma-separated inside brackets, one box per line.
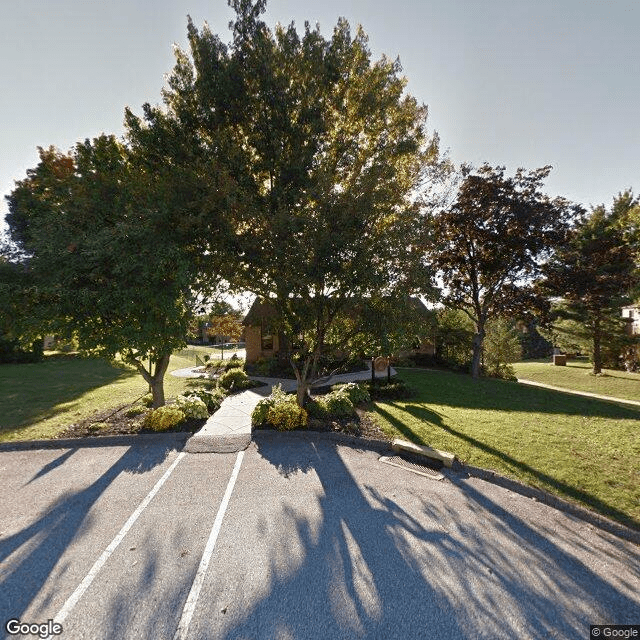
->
[186, 366, 396, 453]
[517, 378, 640, 408]
[1, 436, 638, 640]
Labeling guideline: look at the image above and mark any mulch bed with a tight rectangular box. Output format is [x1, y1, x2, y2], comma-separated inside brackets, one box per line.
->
[54, 404, 206, 439]
[54, 403, 389, 441]
[254, 408, 390, 441]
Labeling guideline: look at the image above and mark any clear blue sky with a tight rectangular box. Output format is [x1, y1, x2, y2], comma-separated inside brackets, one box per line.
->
[2, 0, 638, 231]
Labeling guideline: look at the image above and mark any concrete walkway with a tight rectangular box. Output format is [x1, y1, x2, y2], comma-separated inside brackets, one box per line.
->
[185, 366, 396, 453]
[517, 378, 640, 408]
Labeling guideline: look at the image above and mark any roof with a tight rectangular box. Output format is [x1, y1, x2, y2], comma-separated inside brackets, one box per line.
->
[242, 298, 280, 326]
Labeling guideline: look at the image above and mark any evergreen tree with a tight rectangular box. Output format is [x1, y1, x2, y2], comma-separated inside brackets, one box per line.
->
[539, 191, 638, 374]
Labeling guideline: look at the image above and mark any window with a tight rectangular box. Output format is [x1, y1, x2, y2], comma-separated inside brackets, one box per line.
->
[261, 332, 274, 351]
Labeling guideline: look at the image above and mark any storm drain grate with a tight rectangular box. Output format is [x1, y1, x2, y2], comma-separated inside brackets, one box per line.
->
[379, 455, 445, 480]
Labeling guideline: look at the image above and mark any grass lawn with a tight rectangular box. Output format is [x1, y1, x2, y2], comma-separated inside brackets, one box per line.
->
[177, 344, 245, 362]
[513, 359, 640, 402]
[0, 352, 197, 443]
[372, 369, 640, 527]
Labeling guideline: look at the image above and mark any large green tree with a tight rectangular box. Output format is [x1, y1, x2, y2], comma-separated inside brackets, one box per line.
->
[430, 164, 580, 378]
[539, 191, 638, 374]
[0, 234, 43, 362]
[128, 0, 446, 404]
[6, 136, 227, 406]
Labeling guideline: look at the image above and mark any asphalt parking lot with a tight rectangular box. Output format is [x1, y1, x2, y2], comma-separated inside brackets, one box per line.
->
[1, 434, 638, 639]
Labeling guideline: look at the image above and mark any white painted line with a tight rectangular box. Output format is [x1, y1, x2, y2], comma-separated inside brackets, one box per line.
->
[47, 451, 186, 635]
[173, 450, 244, 640]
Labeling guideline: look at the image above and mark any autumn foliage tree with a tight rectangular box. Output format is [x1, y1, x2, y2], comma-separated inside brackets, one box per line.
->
[430, 164, 580, 378]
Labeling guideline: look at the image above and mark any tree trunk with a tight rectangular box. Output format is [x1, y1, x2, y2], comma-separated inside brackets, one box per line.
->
[471, 324, 485, 379]
[296, 379, 310, 407]
[592, 315, 602, 375]
[133, 353, 171, 408]
[291, 352, 319, 407]
[150, 377, 166, 408]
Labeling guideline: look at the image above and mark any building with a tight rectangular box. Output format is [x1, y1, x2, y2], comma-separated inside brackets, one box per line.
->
[242, 297, 435, 364]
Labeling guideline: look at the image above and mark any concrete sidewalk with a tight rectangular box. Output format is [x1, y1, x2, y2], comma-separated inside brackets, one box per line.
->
[185, 365, 396, 453]
[517, 378, 640, 408]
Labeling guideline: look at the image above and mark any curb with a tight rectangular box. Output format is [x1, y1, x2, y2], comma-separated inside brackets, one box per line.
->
[184, 433, 251, 453]
[252, 429, 393, 454]
[0, 432, 190, 452]
[456, 463, 640, 545]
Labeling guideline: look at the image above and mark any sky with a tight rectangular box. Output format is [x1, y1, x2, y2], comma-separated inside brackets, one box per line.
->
[1, 0, 639, 234]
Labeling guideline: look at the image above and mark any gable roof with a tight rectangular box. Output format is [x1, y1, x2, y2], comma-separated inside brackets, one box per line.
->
[242, 298, 279, 326]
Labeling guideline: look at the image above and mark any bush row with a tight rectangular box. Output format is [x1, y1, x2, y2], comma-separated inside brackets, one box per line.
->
[252, 381, 373, 430]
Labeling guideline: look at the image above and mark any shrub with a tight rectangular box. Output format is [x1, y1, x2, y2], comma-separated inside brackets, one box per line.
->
[0, 337, 44, 364]
[330, 382, 370, 404]
[141, 393, 154, 407]
[125, 405, 147, 417]
[224, 357, 245, 371]
[323, 390, 355, 417]
[218, 368, 251, 390]
[266, 402, 308, 431]
[248, 356, 294, 378]
[251, 383, 296, 425]
[189, 386, 227, 412]
[305, 398, 328, 418]
[307, 387, 357, 418]
[367, 379, 414, 400]
[142, 405, 185, 431]
[175, 395, 209, 419]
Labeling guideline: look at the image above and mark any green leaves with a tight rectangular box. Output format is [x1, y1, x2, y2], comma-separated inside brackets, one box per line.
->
[539, 191, 639, 372]
[142, 2, 445, 399]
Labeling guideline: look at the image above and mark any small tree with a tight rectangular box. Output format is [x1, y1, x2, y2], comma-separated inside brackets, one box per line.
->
[207, 314, 243, 358]
[539, 191, 638, 373]
[430, 164, 580, 378]
[483, 318, 522, 379]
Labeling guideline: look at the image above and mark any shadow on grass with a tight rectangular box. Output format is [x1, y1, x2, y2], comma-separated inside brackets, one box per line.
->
[208, 435, 640, 640]
[0, 356, 139, 434]
[396, 370, 640, 420]
[375, 402, 637, 529]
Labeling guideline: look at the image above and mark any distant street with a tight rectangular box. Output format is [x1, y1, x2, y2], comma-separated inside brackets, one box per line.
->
[1, 434, 638, 639]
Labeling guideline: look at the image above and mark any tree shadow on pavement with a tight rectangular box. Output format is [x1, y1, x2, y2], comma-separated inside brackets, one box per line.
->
[213, 433, 639, 640]
[0, 443, 178, 622]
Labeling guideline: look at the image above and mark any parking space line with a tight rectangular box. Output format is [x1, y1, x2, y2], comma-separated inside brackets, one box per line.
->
[173, 450, 244, 640]
[47, 451, 186, 635]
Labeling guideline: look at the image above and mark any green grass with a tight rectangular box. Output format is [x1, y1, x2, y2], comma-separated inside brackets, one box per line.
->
[513, 359, 640, 402]
[372, 369, 640, 527]
[0, 353, 196, 442]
